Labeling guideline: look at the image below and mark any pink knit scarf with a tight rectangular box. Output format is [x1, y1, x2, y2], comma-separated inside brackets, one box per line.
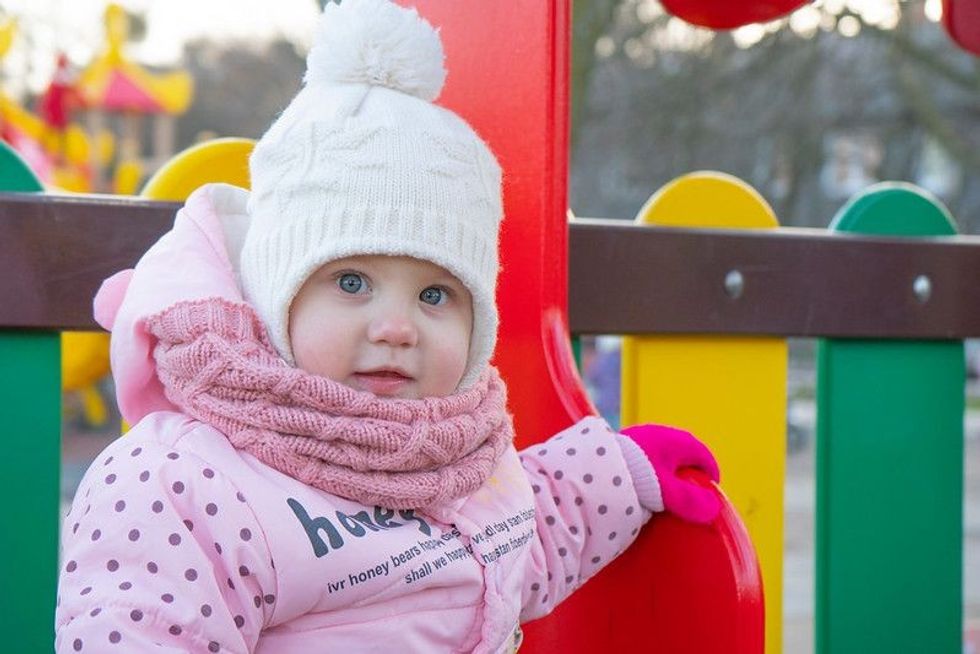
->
[145, 298, 514, 510]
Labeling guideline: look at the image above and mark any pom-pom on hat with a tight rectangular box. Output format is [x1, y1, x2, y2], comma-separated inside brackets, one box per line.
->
[241, 0, 503, 390]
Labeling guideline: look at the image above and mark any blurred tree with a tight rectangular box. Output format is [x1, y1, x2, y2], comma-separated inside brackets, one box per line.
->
[124, 9, 147, 43]
[167, 0, 980, 232]
[569, 0, 980, 232]
[571, 0, 620, 152]
[177, 38, 304, 145]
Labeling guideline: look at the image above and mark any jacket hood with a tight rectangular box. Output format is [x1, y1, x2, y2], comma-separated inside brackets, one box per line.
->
[94, 183, 251, 425]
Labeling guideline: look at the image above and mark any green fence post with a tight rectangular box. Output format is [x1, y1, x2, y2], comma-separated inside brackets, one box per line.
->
[816, 183, 963, 653]
[0, 333, 61, 651]
[0, 140, 61, 651]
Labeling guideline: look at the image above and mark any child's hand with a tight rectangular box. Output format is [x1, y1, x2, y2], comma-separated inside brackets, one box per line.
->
[620, 424, 721, 525]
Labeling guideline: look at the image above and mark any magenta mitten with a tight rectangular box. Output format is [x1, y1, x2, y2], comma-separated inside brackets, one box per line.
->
[620, 424, 721, 524]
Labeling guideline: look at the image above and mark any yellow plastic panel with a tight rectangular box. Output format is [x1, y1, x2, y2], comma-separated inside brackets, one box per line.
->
[113, 160, 142, 196]
[0, 18, 16, 59]
[61, 332, 110, 391]
[621, 171, 787, 654]
[141, 137, 254, 202]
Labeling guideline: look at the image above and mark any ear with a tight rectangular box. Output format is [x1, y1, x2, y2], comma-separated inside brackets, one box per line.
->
[92, 269, 135, 331]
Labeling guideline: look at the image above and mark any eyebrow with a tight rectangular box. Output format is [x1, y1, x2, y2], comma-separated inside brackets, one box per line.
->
[432, 275, 468, 292]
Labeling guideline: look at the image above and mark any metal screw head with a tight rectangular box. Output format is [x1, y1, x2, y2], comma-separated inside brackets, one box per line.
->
[724, 270, 744, 299]
[913, 275, 931, 303]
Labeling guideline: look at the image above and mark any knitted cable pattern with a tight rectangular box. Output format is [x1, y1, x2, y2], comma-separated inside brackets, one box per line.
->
[145, 298, 514, 509]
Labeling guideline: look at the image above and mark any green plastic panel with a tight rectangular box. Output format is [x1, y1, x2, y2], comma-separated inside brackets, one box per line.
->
[816, 183, 963, 653]
[0, 140, 45, 192]
[1, 139, 59, 650]
[0, 333, 61, 651]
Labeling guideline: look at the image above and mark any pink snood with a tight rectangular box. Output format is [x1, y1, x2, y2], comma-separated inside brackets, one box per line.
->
[145, 298, 515, 510]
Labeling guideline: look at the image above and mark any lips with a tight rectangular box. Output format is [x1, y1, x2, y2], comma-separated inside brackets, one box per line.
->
[357, 367, 412, 380]
[352, 368, 414, 396]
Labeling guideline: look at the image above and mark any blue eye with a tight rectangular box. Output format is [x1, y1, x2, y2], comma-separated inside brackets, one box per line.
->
[420, 286, 447, 306]
[338, 273, 365, 294]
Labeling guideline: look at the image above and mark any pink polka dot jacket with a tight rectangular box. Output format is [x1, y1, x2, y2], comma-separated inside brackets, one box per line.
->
[56, 185, 663, 653]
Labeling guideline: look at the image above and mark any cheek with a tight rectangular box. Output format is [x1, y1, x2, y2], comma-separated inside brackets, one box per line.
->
[440, 340, 469, 381]
[289, 309, 351, 379]
[430, 318, 472, 389]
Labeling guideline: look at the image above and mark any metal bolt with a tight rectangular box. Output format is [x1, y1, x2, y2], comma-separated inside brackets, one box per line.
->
[724, 270, 744, 299]
[913, 275, 931, 303]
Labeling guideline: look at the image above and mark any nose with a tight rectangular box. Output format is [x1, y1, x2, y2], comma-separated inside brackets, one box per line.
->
[367, 307, 418, 348]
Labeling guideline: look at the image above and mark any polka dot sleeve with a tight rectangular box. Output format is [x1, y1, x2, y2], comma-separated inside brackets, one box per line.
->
[517, 416, 653, 622]
[55, 437, 275, 653]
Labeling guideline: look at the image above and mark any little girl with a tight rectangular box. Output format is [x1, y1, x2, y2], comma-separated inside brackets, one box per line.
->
[55, 1, 720, 652]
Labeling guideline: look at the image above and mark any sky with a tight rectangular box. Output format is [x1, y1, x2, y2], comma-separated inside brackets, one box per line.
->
[0, 0, 320, 95]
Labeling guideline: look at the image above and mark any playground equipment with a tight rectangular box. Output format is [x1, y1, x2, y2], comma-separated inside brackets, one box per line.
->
[0, 75, 110, 426]
[6, 176, 980, 654]
[404, 3, 765, 649]
[0, 3, 199, 428]
[141, 137, 253, 201]
[1, 0, 978, 651]
[622, 172, 786, 652]
[0, 17, 13, 59]
[659, 0, 809, 29]
[661, 0, 980, 58]
[660, 0, 980, 55]
[0, 142, 113, 427]
[0, 21, 93, 193]
[77, 3, 194, 193]
[0, 45, 108, 424]
[0, 1, 765, 651]
[817, 184, 964, 653]
[943, 0, 980, 55]
[1, 4, 194, 195]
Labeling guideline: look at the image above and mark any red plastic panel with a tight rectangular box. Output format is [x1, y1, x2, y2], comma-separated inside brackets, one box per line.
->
[402, 0, 593, 444]
[660, 0, 809, 29]
[536, 472, 765, 653]
[943, 0, 980, 55]
[404, 2, 764, 652]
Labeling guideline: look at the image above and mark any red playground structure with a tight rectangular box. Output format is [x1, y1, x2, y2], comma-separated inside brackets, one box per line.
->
[404, 1, 764, 651]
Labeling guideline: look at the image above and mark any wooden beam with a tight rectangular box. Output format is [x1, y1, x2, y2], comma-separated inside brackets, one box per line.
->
[568, 218, 980, 338]
[3, 194, 980, 338]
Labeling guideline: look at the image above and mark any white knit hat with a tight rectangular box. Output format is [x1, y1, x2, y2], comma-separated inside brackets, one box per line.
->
[240, 0, 503, 389]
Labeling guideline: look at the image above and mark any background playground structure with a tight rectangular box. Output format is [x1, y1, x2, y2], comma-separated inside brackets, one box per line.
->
[0, 18, 93, 193]
[0, 3, 195, 431]
[75, 3, 193, 193]
[1, 1, 979, 652]
[0, 3, 193, 195]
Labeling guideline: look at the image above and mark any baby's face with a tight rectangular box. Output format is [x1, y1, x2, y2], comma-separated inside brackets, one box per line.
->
[288, 255, 473, 399]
